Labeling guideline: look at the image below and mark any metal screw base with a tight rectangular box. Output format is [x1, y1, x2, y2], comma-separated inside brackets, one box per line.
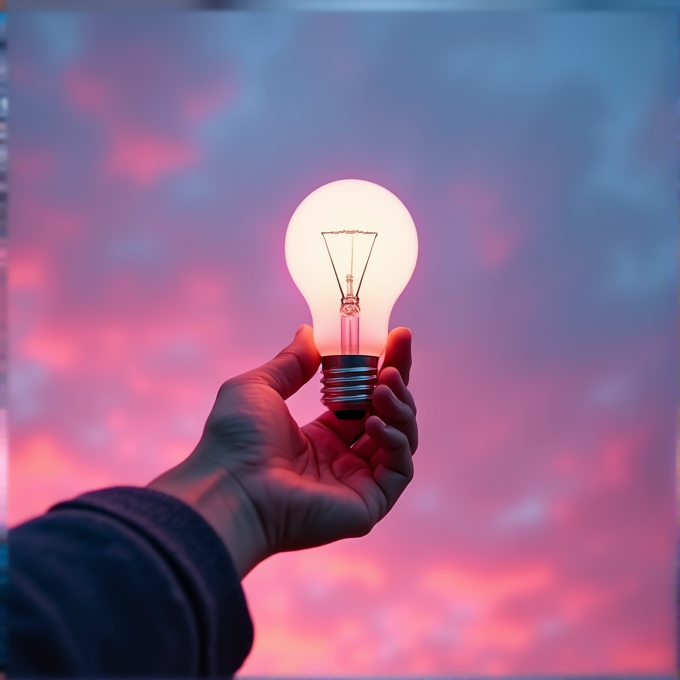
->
[321, 355, 379, 419]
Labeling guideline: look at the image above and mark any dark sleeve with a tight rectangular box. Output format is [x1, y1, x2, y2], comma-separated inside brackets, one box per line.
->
[8, 486, 254, 678]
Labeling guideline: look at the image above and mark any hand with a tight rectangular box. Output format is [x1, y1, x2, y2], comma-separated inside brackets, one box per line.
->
[149, 325, 418, 579]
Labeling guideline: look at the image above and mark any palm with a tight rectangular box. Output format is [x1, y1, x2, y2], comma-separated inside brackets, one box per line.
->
[211, 383, 385, 553]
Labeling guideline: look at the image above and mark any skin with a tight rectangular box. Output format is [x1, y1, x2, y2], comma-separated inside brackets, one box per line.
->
[149, 324, 418, 579]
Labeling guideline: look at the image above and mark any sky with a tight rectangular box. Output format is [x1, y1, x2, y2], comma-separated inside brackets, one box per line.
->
[8, 10, 677, 676]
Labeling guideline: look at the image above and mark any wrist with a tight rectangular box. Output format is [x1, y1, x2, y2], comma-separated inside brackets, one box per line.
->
[148, 455, 270, 579]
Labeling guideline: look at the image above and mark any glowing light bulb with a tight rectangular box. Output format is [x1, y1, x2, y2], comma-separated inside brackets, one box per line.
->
[285, 179, 418, 419]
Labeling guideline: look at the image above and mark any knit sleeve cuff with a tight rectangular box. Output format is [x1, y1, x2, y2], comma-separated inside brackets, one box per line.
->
[50, 486, 254, 677]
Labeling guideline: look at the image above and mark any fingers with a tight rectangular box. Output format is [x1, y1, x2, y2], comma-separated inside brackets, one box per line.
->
[242, 325, 321, 400]
[352, 366, 418, 463]
[364, 416, 414, 513]
[376, 366, 417, 417]
[311, 328, 415, 453]
[316, 371, 417, 455]
[314, 410, 368, 448]
[381, 327, 412, 386]
[371, 383, 418, 454]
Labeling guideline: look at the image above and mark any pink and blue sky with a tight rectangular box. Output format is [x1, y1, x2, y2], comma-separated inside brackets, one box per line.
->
[8, 10, 676, 675]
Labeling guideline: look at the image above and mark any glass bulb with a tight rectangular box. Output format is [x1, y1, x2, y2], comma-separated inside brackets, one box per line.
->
[285, 179, 418, 418]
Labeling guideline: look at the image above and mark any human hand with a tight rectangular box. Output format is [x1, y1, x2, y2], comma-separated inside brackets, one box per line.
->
[149, 325, 418, 579]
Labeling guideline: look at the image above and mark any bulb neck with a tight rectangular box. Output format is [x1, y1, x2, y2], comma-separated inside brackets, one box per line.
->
[320, 355, 379, 420]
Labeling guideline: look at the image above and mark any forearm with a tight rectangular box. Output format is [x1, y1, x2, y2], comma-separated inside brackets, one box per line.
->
[148, 451, 270, 579]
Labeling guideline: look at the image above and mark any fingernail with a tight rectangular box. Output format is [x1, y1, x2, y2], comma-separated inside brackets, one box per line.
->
[295, 324, 304, 337]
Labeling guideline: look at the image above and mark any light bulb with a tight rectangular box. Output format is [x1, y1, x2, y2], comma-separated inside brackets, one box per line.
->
[285, 179, 418, 419]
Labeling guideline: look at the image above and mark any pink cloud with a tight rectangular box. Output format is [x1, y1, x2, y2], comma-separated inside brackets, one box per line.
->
[420, 563, 553, 609]
[104, 131, 200, 186]
[293, 551, 384, 590]
[62, 49, 236, 186]
[11, 150, 54, 182]
[9, 432, 112, 523]
[64, 67, 106, 111]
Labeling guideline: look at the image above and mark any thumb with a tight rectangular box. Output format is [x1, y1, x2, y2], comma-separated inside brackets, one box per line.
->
[245, 324, 321, 400]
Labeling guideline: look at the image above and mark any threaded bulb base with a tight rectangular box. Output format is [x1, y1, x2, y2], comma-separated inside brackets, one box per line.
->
[321, 355, 379, 420]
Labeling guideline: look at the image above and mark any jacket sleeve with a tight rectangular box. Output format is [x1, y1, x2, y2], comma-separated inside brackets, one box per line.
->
[8, 486, 254, 678]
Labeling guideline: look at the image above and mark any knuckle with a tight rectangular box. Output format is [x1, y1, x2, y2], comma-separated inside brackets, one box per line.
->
[359, 520, 373, 537]
[216, 376, 238, 401]
[395, 429, 410, 448]
[404, 389, 417, 416]
[401, 402, 415, 421]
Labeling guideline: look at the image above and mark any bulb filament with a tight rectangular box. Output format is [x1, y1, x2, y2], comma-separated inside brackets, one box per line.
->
[322, 230, 377, 355]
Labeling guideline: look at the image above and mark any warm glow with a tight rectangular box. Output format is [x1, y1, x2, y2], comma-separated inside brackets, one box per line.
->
[285, 179, 418, 357]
